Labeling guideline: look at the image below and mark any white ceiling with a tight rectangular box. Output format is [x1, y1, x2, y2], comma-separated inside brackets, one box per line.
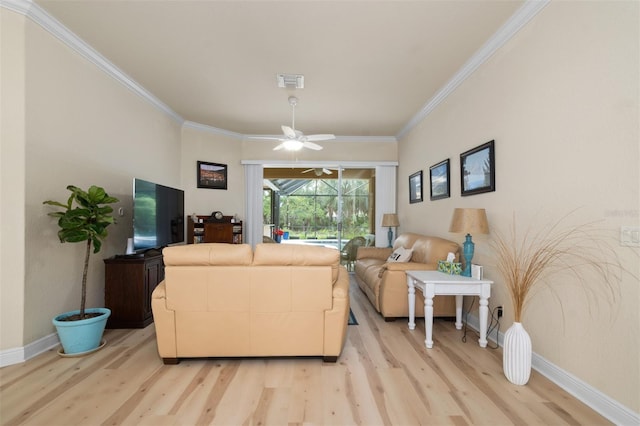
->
[35, 0, 524, 138]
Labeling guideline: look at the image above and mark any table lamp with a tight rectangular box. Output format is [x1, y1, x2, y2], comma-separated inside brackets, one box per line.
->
[449, 208, 489, 276]
[381, 213, 400, 248]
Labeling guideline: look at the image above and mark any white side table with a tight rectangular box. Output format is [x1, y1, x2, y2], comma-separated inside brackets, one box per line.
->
[406, 270, 493, 349]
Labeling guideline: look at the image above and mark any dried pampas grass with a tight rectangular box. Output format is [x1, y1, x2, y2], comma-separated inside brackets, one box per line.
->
[492, 212, 624, 323]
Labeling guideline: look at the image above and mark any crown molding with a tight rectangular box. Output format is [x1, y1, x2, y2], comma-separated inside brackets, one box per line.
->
[1, 0, 184, 125]
[182, 121, 245, 139]
[396, 0, 550, 140]
[244, 135, 397, 143]
[241, 160, 398, 167]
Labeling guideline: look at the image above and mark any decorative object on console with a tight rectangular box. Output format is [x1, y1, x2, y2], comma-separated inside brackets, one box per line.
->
[197, 161, 227, 190]
[209, 211, 224, 222]
[43, 185, 119, 355]
[448, 208, 489, 277]
[382, 213, 400, 248]
[409, 170, 423, 203]
[460, 140, 495, 196]
[492, 212, 624, 385]
[429, 159, 450, 201]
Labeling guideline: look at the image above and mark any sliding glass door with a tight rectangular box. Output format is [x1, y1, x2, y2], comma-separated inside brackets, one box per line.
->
[263, 167, 374, 251]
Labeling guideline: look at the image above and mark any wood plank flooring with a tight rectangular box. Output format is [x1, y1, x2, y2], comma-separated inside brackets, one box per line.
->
[1, 276, 610, 425]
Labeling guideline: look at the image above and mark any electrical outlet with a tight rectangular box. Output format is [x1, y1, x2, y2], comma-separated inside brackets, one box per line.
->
[497, 306, 503, 318]
[621, 226, 640, 247]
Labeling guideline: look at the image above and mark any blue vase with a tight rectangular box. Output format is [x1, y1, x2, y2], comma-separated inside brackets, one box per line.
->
[53, 308, 110, 355]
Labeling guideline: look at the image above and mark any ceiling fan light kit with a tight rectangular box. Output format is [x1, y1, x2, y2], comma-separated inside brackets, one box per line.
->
[282, 140, 304, 151]
[249, 96, 335, 151]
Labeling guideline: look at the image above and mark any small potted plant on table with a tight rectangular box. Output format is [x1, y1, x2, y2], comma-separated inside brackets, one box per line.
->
[43, 185, 119, 355]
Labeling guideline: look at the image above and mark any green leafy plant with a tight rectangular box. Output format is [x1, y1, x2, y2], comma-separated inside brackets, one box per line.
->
[43, 185, 119, 320]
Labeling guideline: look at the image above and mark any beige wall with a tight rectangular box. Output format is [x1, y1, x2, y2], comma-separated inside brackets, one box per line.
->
[0, 11, 183, 349]
[1, 9, 27, 350]
[398, 2, 639, 411]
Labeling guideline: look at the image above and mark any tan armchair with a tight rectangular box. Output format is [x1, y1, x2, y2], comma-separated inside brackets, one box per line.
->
[340, 236, 366, 271]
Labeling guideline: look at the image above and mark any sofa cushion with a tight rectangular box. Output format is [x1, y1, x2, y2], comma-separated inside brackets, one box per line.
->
[253, 243, 340, 283]
[387, 247, 413, 262]
[394, 233, 460, 264]
[163, 243, 253, 266]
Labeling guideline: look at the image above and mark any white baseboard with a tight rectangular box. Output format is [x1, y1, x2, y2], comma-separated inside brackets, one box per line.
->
[0, 332, 59, 368]
[465, 313, 640, 426]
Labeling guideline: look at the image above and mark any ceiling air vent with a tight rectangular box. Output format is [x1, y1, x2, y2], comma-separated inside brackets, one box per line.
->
[277, 73, 304, 89]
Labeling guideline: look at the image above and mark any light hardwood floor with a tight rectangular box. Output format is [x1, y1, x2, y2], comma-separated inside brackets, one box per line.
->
[1, 276, 610, 426]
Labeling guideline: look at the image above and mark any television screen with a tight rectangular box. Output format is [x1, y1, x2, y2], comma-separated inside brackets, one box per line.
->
[133, 179, 184, 252]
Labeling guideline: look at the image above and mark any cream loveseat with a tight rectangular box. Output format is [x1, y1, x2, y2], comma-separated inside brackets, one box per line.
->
[152, 243, 350, 364]
[354, 233, 460, 320]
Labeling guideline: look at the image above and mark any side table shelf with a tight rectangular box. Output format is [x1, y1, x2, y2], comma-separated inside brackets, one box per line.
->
[104, 252, 164, 329]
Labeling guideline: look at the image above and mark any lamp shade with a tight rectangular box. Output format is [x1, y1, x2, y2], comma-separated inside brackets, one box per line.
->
[449, 208, 489, 234]
[381, 213, 400, 227]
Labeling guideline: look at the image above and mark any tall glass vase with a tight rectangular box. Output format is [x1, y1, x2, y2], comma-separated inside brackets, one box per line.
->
[503, 322, 532, 385]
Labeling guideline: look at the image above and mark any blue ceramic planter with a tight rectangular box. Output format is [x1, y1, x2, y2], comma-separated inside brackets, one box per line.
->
[53, 308, 110, 355]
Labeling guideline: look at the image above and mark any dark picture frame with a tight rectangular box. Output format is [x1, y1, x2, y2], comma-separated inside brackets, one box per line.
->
[409, 170, 423, 204]
[460, 140, 495, 196]
[429, 159, 450, 201]
[197, 161, 228, 190]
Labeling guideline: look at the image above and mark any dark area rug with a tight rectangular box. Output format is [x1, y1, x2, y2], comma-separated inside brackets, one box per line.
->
[348, 308, 358, 325]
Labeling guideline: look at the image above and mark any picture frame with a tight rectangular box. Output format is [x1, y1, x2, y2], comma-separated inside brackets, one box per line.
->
[429, 159, 450, 201]
[409, 170, 423, 204]
[197, 161, 228, 190]
[460, 140, 495, 196]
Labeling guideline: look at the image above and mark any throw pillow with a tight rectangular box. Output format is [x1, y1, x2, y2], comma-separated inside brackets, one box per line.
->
[387, 247, 413, 262]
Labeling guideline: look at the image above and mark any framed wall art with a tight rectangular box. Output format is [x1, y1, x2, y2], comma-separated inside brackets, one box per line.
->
[409, 170, 423, 204]
[460, 140, 495, 196]
[429, 159, 450, 201]
[197, 161, 228, 190]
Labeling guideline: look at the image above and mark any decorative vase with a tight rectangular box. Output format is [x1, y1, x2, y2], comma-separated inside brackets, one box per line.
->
[503, 322, 532, 385]
[53, 308, 110, 355]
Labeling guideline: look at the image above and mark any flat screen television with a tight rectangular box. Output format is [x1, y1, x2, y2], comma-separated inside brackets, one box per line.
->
[133, 178, 184, 253]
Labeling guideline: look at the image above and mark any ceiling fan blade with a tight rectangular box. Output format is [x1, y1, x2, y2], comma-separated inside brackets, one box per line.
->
[281, 125, 296, 139]
[305, 134, 335, 142]
[273, 142, 287, 151]
[301, 168, 314, 174]
[302, 141, 323, 151]
[322, 168, 333, 175]
[248, 136, 285, 141]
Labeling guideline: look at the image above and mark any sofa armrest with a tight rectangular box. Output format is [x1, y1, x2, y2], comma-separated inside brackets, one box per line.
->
[356, 247, 393, 261]
[151, 281, 177, 359]
[324, 265, 350, 357]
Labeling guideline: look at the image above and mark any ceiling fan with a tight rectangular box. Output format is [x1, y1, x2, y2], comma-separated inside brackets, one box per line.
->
[250, 96, 335, 151]
[302, 168, 333, 176]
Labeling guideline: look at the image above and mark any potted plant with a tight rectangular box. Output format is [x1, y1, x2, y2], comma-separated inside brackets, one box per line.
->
[491, 213, 622, 385]
[43, 185, 119, 355]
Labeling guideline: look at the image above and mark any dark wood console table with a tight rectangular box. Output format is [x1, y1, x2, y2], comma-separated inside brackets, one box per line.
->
[104, 251, 164, 329]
